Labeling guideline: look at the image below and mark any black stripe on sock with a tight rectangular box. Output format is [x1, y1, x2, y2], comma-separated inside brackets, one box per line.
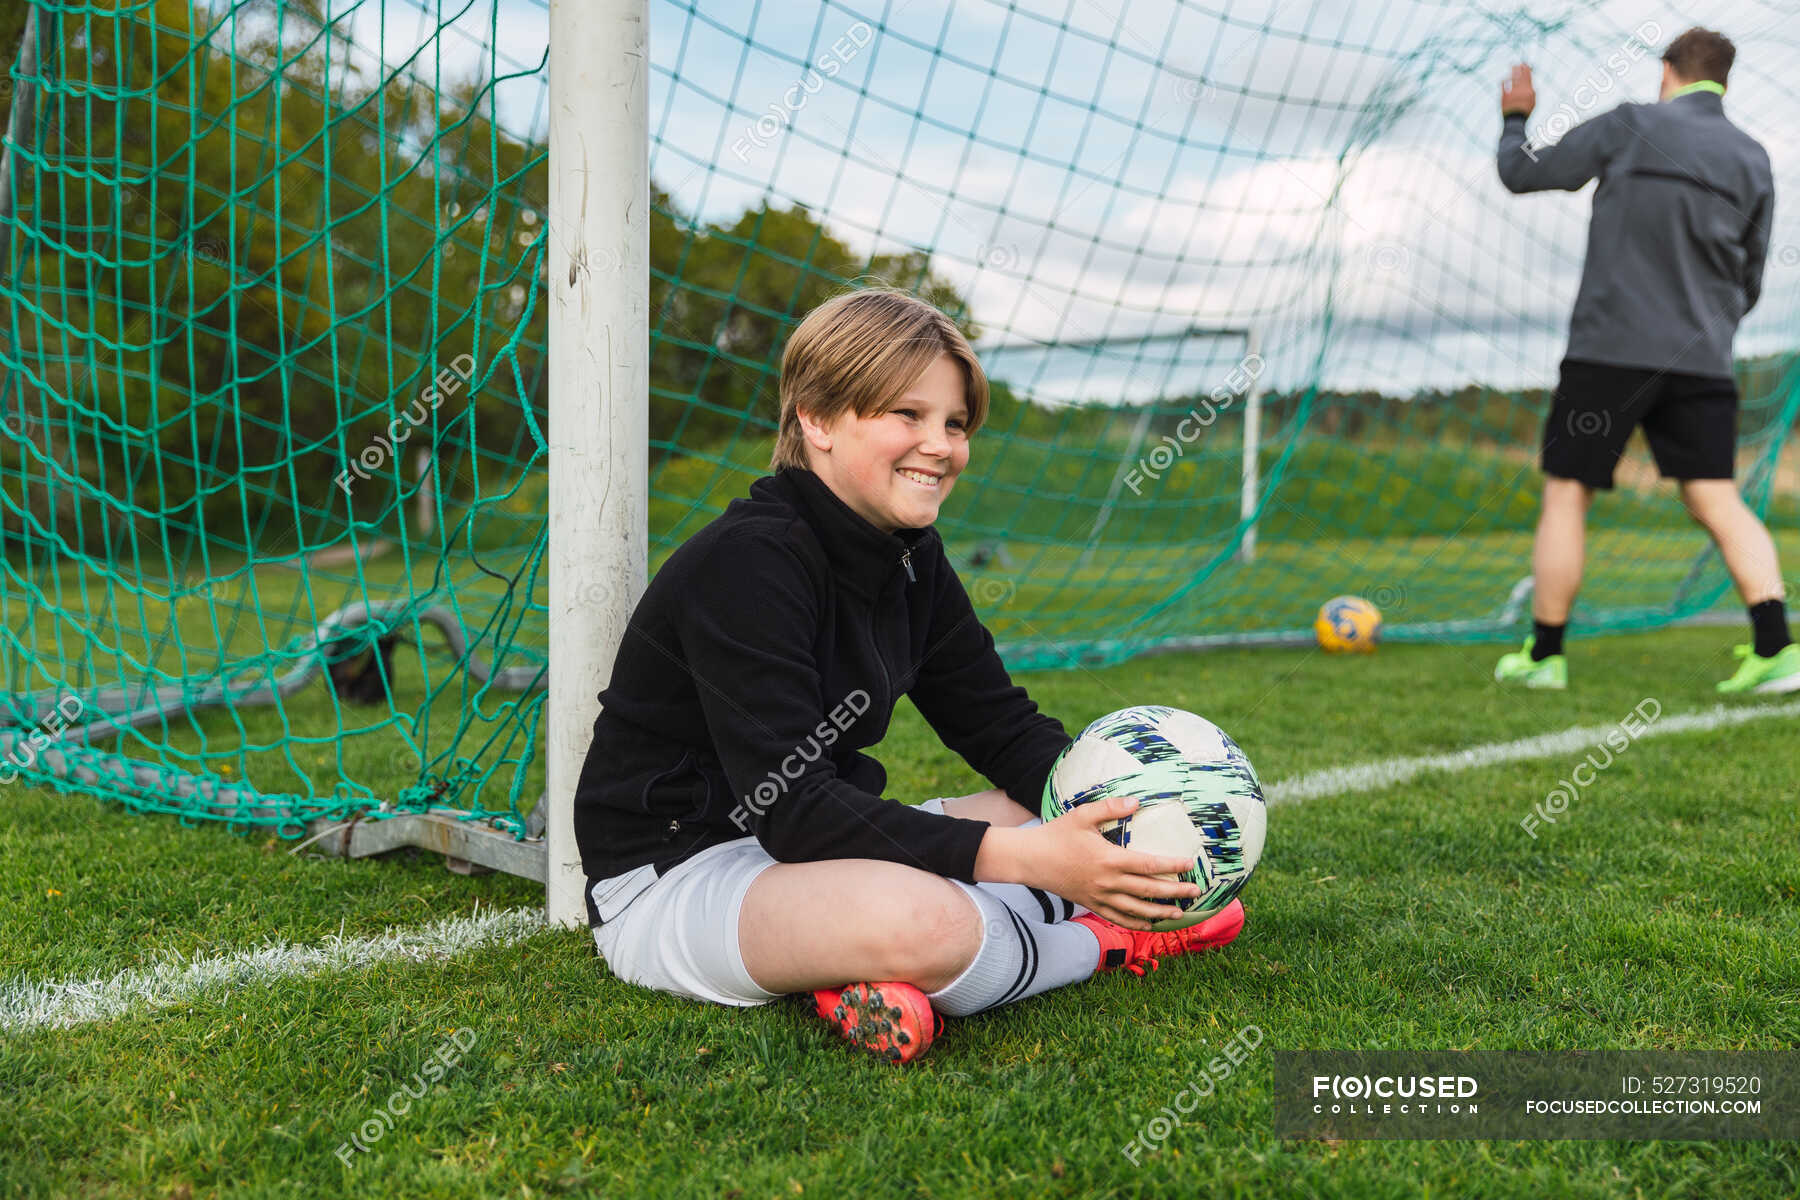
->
[1060, 896, 1075, 922]
[995, 908, 1040, 1008]
[1025, 886, 1057, 923]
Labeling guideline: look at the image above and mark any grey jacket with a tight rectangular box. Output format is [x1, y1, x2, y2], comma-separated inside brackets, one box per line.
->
[1497, 90, 1773, 379]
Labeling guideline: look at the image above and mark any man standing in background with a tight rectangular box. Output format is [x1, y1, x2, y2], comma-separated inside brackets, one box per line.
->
[1492, 27, 1797, 694]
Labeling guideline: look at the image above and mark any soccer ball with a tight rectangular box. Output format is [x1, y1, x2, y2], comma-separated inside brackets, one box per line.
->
[1040, 705, 1266, 931]
[1315, 595, 1381, 653]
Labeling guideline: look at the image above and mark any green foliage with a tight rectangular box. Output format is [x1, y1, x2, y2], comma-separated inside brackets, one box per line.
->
[1, 0, 980, 557]
[0, 5, 29, 136]
[646, 193, 972, 459]
[3, 0, 552, 556]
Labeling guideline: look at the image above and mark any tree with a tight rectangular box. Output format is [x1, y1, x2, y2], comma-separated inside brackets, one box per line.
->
[0, 4, 32, 137]
[646, 195, 973, 458]
[1, 0, 975, 559]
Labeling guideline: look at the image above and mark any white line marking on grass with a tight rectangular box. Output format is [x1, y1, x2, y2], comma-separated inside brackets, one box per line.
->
[1, 904, 549, 1034]
[1266, 698, 1800, 806]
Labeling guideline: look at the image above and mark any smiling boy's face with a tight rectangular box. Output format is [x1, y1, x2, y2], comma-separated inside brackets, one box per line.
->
[799, 352, 971, 534]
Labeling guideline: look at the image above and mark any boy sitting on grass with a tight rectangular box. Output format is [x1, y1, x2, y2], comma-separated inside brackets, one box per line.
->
[573, 288, 1243, 1063]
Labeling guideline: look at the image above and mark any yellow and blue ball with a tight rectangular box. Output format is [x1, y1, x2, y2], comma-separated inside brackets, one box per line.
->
[1315, 595, 1381, 653]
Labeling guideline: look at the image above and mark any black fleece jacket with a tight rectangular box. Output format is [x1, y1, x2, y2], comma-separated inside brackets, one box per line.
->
[573, 466, 1074, 884]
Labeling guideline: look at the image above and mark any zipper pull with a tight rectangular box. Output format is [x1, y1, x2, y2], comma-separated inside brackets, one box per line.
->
[900, 548, 915, 582]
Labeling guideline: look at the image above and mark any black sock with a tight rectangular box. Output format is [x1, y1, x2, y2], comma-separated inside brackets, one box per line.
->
[1531, 621, 1565, 661]
[1749, 599, 1792, 658]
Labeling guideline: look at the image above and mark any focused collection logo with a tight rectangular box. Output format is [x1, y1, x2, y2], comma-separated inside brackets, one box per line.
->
[1277, 1051, 1793, 1140]
[1311, 1074, 1480, 1116]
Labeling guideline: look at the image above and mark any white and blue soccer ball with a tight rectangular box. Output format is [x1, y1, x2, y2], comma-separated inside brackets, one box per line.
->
[1041, 705, 1266, 930]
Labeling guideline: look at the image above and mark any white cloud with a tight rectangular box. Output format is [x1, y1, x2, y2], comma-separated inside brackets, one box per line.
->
[310, 0, 1799, 392]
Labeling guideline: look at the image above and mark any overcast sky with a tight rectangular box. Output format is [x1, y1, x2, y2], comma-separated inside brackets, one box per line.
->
[311, 0, 1800, 395]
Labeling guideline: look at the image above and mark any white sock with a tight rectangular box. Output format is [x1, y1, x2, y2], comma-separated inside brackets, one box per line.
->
[926, 879, 1100, 1016]
[972, 875, 1088, 923]
[915, 801, 1090, 923]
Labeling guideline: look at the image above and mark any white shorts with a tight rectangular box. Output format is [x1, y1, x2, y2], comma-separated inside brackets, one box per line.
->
[589, 797, 953, 1007]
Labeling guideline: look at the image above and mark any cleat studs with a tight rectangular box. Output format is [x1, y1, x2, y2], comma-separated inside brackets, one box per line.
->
[897, 1031, 911, 1045]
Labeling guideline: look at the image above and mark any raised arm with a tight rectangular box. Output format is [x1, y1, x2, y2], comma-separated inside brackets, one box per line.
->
[1496, 63, 1632, 194]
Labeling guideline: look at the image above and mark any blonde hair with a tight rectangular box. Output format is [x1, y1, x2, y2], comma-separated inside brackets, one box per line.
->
[771, 288, 989, 471]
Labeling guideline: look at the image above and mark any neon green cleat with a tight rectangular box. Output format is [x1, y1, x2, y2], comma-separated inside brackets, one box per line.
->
[1493, 636, 1568, 689]
[1716, 643, 1800, 695]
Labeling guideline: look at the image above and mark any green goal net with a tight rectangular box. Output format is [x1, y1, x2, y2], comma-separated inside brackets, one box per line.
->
[2, 0, 1795, 842]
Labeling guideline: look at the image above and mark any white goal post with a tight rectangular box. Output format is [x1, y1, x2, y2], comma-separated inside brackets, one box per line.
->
[1078, 324, 1267, 566]
[544, 0, 650, 926]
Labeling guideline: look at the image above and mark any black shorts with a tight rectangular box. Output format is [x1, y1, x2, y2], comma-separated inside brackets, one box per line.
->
[1540, 358, 1738, 489]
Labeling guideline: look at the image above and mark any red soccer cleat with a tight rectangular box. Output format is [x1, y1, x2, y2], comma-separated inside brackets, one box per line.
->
[1072, 899, 1246, 977]
[811, 980, 944, 1064]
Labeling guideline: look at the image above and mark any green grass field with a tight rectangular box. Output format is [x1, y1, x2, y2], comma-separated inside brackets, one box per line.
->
[5, 624, 1798, 1198]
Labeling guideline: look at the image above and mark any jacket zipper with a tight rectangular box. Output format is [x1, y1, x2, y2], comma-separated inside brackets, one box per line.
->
[866, 559, 904, 703]
[869, 621, 893, 702]
[872, 537, 927, 700]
